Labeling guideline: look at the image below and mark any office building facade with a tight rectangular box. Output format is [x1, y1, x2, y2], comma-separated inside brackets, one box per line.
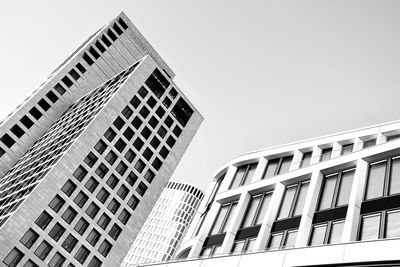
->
[139, 120, 400, 266]
[121, 181, 204, 266]
[0, 13, 202, 267]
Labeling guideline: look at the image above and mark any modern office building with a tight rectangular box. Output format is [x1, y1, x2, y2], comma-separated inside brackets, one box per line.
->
[0, 13, 202, 267]
[121, 181, 204, 266]
[137, 120, 400, 266]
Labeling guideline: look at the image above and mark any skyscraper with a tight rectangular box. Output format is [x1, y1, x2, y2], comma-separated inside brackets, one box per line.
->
[139, 120, 400, 266]
[0, 13, 202, 267]
[121, 181, 204, 266]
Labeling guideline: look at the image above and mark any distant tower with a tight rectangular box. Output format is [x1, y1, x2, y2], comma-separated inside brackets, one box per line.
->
[121, 181, 204, 266]
[0, 13, 202, 267]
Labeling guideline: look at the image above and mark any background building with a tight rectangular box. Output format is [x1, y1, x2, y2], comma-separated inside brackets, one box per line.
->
[121, 181, 204, 266]
[0, 13, 202, 267]
[137, 120, 400, 266]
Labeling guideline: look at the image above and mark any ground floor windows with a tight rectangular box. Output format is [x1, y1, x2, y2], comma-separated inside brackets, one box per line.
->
[267, 229, 297, 250]
[309, 220, 345, 246]
[359, 209, 400, 241]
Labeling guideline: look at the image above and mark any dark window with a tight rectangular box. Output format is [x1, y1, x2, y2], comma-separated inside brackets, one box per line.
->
[62, 234, 78, 253]
[116, 161, 128, 176]
[83, 52, 94, 66]
[46, 91, 59, 103]
[98, 213, 111, 230]
[85, 177, 99, 193]
[133, 138, 144, 151]
[145, 69, 168, 98]
[113, 23, 123, 35]
[49, 195, 65, 212]
[138, 86, 148, 98]
[74, 246, 90, 264]
[88, 257, 102, 267]
[128, 195, 139, 210]
[341, 143, 354, 156]
[62, 180, 77, 196]
[159, 146, 169, 159]
[147, 96, 157, 108]
[134, 159, 145, 173]
[62, 207, 77, 224]
[107, 29, 117, 41]
[119, 18, 128, 29]
[73, 165, 88, 181]
[84, 152, 98, 167]
[156, 106, 166, 118]
[144, 170, 155, 183]
[363, 138, 377, 148]
[162, 97, 172, 108]
[34, 240, 52, 260]
[48, 252, 65, 267]
[94, 139, 107, 154]
[141, 126, 151, 140]
[106, 174, 119, 189]
[24, 260, 38, 267]
[149, 116, 158, 129]
[96, 188, 110, 204]
[136, 182, 148, 196]
[173, 126, 182, 137]
[98, 240, 112, 257]
[11, 124, 24, 138]
[143, 148, 153, 161]
[104, 128, 116, 142]
[89, 46, 100, 59]
[20, 115, 34, 129]
[86, 202, 100, 219]
[54, 83, 67, 95]
[49, 223, 65, 241]
[109, 224, 122, 241]
[118, 209, 131, 224]
[101, 34, 112, 47]
[230, 163, 258, 189]
[139, 106, 150, 119]
[132, 116, 143, 129]
[35, 211, 52, 230]
[126, 172, 138, 186]
[125, 149, 135, 163]
[0, 147, 4, 157]
[62, 75, 74, 87]
[95, 40, 106, 53]
[87, 229, 100, 246]
[209, 201, 238, 236]
[20, 229, 39, 249]
[113, 116, 125, 130]
[107, 198, 121, 214]
[115, 138, 127, 152]
[169, 87, 178, 99]
[320, 147, 333, 162]
[117, 184, 129, 200]
[76, 63, 86, 74]
[3, 248, 23, 267]
[38, 99, 50, 112]
[150, 136, 161, 149]
[74, 218, 89, 235]
[74, 191, 89, 208]
[158, 126, 167, 138]
[1, 134, 15, 148]
[300, 152, 312, 168]
[29, 107, 42, 120]
[105, 150, 117, 165]
[123, 127, 134, 141]
[130, 96, 140, 108]
[166, 136, 176, 148]
[387, 134, 400, 141]
[164, 116, 173, 128]
[122, 106, 133, 119]
[95, 163, 109, 178]
[171, 98, 193, 127]
[152, 157, 162, 171]
[69, 69, 81, 81]
[263, 156, 293, 179]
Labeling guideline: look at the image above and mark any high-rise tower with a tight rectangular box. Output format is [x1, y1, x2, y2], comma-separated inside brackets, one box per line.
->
[0, 13, 202, 267]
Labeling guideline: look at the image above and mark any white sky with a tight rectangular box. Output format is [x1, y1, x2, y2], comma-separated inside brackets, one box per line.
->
[1, 1, 400, 191]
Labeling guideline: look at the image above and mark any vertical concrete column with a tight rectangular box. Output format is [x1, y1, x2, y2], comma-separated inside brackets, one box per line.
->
[353, 137, 363, 152]
[220, 192, 250, 254]
[331, 142, 342, 159]
[377, 130, 386, 145]
[295, 170, 324, 247]
[310, 146, 322, 165]
[219, 165, 237, 193]
[342, 159, 368, 242]
[254, 183, 286, 250]
[290, 150, 303, 171]
[251, 157, 267, 183]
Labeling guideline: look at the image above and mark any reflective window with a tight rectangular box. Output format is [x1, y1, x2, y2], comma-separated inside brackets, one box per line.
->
[363, 138, 376, 149]
[320, 147, 332, 162]
[263, 156, 293, 179]
[241, 192, 272, 228]
[278, 181, 309, 220]
[309, 220, 344, 246]
[341, 143, 354, 156]
[209, 201, 238, 235]
[229, 163, 258, 189]
[300, 152, 312, 168]
[359, 213, 381, 241]
[366, 160, 386, 200]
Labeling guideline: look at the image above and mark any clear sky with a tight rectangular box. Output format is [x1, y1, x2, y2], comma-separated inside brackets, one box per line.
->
[1, 1, 400, 191]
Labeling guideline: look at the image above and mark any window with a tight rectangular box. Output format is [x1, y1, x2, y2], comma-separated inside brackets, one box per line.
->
[158, 126, 167, 138]
[84, 152, 98, 167]
[113, 116, 125, 130]
[363, 138, 376, 148]
[147, 96, 157, 108]
[73, 165, 88, 181]
[118, 209, 131, 224]
[76, 63, 86, 74]
[109, 223, 122, 240]
[125, 149, 135, 163]
[95, 40, 106, 53]
[132, 116, 143, 129]
[150, 137, 161, 150]
[11, 124, 25, 138]
[169, 87, 178, 99]
[23, 260, 38, 267]
[46, 91, 59, 103]
[263, 156, 293, 179]
[136, 182, 148, 196]
[74, 191, 89, 208]
[309, 220, 345, 246]
[54, 83, 67, 95]
[116, 161, 127, 176]
[267, 229, 298, 250]
[88, 256, 102, 267]
[95, 163, 108, 178]
[34, 240, 52, 260]
[113, 23, 123, 35]
[300, 152, 312, 168]
[29, 107, 42, 120]
[320, 147, 332, 162]
[277, 181, 309, 219]
[115, 138, 126, 152]
[130, 96, 141, 109]
[98, 240, 112, 257]
[387, 134, 400, 141]
[74, 218, 89, 235]
[106, 174, 119, 189]
[231, 238, 257, 254]
[134, 159, 145, 173]
[48, 252, 65, 267]
[149, 116, 158, 129]
[62, 180, 77, 196]
[126, 171, 138, 186]
[123, 127, 134, 141]
[209, 201, 238, 236]
[173, 125, 182, 137]
[144, 170, 155, 183]
[94, 139, 107, 154]
[1, 134, 15, 148]
[122, 106, 133, 119]
[119, 17, 128, 29]
[49, 223, 66, 241]
[49, 195, 65, 212]
[20, 115, 34, 129]
[89, 46, 100, 59]
[241, 192, 272, 228]
[101, 34, 112, 47]
[85, 177, 99, 193]
[145, 69, 168, 98]
[139, 106, 150, 119]
[35, 211, 52, 230]
[86, 202, 100, 219]
[141, 126, 151, 139]
[69, 69, 80, 81]
[62, 206, 77, 224]
[3, 248, 23, 267]
[62, 234, 78, 253]
[74, 246, 90, 264]
[152, 157, 162, 170]
[229, 163, 258, 189]
[104, 128, 116, 142]
[171, 98, 194, 127]
[98, 213, 111, 229]
[341, 143, 354, 156]
[20, 229, 39, 248]
[162, 97, 172, 108]
[117, 184, 128, 200]
[165, 116, 173, 128]
[97, 188, 110, 203]
[107, 198, 121, 214]
[128, 195, 139, 211]
[87, 229, 100, 246]
[138, 86, 148, 98]
[166, 136, 176, 147]
[105, 150, 117, 165]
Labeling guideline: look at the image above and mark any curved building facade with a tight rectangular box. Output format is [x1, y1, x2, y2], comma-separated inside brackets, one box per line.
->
[142, 120, 400, 266]
[121, 181, 204, 266]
